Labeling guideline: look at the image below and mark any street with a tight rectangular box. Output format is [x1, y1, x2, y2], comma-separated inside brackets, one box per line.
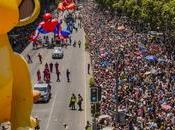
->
[22, 23, 88, 130]
[1, 0, 174, 129]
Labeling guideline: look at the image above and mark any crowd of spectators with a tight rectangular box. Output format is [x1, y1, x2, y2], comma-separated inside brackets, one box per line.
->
[81, 0, 175, 129]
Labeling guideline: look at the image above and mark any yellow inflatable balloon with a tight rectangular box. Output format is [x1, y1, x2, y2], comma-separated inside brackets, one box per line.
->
[17, 127, 33, 130]
[30, 117, 37, 128]
[0, 0, 40, 130]
[33, 90, 41, 103]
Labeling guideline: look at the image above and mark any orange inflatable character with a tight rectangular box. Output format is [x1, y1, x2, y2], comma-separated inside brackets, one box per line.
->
[0, 0, 40, 130]
[58, 0, 76, 11]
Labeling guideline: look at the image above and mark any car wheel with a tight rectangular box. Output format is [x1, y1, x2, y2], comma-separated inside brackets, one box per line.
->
[45, 98, 49, 103]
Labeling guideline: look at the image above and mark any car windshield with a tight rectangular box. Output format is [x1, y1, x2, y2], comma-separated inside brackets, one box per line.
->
[56, 49, 61, 51]
[54, 48, 62, 54]
[35, 87, 47, 92]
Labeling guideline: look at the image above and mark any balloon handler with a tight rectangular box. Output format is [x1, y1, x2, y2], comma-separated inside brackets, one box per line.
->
[0, 0, 40, 130]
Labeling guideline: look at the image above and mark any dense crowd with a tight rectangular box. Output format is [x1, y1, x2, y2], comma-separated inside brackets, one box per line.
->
[81, 0, 175, 129]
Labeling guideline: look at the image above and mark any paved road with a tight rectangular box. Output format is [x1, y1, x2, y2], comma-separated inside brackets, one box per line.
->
[22, 20, 88, 130]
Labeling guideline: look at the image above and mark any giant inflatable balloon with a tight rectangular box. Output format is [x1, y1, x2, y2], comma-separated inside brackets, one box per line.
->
[32, 13, 72, 41]
[31, 13, 63, 41]
[61, 26, 71, 37]
[0, 0, 40, 130]
[58, 0, 76, 11]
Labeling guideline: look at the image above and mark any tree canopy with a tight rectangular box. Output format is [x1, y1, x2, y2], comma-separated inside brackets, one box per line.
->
[95, 0, 175, 33]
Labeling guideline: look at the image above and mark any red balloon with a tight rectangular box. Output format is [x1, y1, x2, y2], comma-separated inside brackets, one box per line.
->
[39, 21, 45, 26]
[61, 0, 72, 4]
[43, 13, 52, 21]
[65, 0, 73, 4]
[42, 19, 58, 32]
[58, 3, 65, 11]
[57, 2, 76, 11]
[66, 3, 76, 10]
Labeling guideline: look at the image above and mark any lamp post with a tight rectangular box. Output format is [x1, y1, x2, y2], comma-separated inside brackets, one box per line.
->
[147, 23, 151, 33]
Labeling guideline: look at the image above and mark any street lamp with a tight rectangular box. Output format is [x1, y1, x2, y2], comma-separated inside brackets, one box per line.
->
[147, 23, 151, 33]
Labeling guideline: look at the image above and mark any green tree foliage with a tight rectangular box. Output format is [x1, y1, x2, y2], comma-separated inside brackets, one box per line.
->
[96, 0, 175, 32]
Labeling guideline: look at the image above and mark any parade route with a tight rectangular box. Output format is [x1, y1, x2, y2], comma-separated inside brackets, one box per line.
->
[22, 24, 90, 130]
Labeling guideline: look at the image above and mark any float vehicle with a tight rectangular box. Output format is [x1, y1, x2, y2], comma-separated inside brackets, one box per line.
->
[34, 83, 51, 103]
[52, 47, 64, 59]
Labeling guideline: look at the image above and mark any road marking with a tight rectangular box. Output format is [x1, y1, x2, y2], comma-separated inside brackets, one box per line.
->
[45, 93, 57, 130]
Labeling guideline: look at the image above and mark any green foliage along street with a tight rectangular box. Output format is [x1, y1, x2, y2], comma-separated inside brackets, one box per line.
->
[96, 0, 175, 34]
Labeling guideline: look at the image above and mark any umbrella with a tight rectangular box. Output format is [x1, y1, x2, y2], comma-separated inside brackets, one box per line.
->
[145, 55, 157, 62]
[100, 61, 110, 67]
[161, 104, 172, 111]
[158, 58, 166, 64]
[117, 25, 125, 31]
[98, 115, 111, 121]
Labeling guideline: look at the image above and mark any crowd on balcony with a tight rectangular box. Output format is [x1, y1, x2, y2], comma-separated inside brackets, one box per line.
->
[81, 1, 175, 129]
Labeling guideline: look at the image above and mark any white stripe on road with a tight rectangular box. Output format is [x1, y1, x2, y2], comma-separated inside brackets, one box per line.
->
[45, 93, 57, 130]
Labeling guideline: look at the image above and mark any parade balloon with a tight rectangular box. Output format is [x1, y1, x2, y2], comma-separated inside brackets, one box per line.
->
[61, 0, 73, 4]
[65, 0, 73, 3]
[34, 7, 73, 40]
[61, 29, 71, 37]
[57, 35, 67, 40]
[43, 19, 58, 32]
[58, 3, 65, 11]
[57, 0, 76, 11]
[43, 13, 52, 21]
[37, 19, 61, 34]
[66, 3, 76, 10]
[33, 90, 41, 103]
[0, 0, 41, 129]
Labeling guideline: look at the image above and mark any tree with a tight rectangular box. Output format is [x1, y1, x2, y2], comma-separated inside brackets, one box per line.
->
[96, 0, 175, 33]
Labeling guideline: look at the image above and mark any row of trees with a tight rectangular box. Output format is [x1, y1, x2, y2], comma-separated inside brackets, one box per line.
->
[95, 0, 175, 34]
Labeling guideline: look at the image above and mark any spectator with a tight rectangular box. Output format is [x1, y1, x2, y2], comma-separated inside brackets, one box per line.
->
[81, 1, 175, 129]
[27, 54, 33, 63]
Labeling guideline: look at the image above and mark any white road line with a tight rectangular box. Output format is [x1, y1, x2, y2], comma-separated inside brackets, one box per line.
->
[45, 93, 57, 130]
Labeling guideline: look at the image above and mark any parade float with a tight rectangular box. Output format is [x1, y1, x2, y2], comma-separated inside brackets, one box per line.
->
[31, 12, 74, 44]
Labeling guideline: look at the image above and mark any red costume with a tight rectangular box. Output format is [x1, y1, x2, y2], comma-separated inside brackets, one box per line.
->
[43, 67, 50, 83]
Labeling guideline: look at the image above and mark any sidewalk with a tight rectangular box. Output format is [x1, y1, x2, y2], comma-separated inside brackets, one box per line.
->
[85, 51, 93, 123]
[83, 29, 93, 124]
